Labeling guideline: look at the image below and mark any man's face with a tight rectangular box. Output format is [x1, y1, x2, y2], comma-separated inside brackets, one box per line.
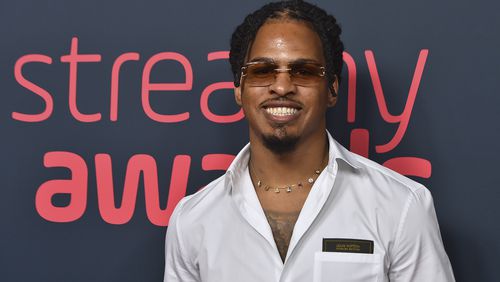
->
[235, 20, 337, 153]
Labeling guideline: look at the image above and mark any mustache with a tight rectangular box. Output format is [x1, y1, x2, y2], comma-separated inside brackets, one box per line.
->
[259, 97, 303, 108]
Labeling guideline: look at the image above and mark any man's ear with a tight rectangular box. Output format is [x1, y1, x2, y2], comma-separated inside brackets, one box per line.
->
[234, 85, 242, 106]
[327, 77, 339, 107]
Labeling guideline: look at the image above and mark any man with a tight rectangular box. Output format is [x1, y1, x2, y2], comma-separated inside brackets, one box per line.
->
[164, 1, 455, 281]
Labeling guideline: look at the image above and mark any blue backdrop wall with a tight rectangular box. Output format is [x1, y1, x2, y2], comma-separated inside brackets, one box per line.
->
[1, 0, 499, 281]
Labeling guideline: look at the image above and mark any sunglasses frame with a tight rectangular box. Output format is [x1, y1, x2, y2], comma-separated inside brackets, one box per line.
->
[240, 61, 326, 86]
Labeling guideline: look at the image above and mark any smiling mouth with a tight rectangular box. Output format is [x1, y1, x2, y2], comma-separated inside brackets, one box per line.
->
[265, 107, 299, 116]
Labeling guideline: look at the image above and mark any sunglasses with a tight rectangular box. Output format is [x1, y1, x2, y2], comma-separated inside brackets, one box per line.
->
[240, 61, 326, 86]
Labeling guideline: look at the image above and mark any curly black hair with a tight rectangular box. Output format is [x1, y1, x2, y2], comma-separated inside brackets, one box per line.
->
[229, 0, 344, 91]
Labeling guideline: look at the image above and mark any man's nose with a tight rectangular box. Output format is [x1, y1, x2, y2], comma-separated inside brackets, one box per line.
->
[269, 71, 296, 96]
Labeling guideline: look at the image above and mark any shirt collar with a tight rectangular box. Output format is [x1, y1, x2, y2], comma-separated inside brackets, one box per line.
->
[325, 130, 361, 171]
[226, 130, 360, 187]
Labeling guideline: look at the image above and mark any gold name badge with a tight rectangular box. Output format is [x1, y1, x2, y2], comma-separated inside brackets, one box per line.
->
[322, 238, 374, 254]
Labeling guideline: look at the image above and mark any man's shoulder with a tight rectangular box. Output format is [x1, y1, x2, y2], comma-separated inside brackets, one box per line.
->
[170, 143, 251, 228]
[343, 149, 429, 200]
[329, 133, 426, 198]
[170, 173, 231, 225]
[337, 150, 436, 238]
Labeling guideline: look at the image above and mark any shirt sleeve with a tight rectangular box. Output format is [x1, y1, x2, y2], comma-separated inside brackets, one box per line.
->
[164, 198, 200, 282]
[388, 187, 455, 282]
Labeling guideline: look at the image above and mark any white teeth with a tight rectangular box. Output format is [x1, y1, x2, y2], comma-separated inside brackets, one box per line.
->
[265, 107, 298, 116]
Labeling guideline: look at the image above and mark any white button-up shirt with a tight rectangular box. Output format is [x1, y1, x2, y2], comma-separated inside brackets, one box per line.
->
[164, 132, 455, 282]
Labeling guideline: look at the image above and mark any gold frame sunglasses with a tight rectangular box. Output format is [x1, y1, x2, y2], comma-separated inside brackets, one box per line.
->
[240, 61, 326, 86]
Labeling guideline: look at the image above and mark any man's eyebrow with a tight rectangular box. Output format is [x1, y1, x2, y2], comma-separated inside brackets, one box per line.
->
[289, 58, 323, 65]
[246, 57, 322, 64]
[247, 57, 275, 63]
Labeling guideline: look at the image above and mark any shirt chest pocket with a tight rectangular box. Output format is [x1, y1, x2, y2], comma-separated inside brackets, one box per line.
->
[313, 252, 382, 282]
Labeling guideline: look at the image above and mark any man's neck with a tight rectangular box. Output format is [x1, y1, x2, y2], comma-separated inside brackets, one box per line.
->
[249, 131, 329, 187]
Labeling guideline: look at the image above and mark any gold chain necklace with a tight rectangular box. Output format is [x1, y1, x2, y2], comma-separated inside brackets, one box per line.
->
[249, 152, 328, 193]
[256, 169, 321, 193]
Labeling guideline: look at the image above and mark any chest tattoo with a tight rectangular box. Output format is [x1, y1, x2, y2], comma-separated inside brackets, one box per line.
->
[264, 210, 300, 262]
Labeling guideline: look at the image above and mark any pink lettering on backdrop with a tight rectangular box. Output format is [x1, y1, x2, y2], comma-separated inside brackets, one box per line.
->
[342, 51, 357, 123]
[349, 129, 369, 158]
[95, 154, 190, 226]
[60, 37, 102, 122]
[37, 153, 191, 226]
[12, 54, 54, 122]
[347, 49, 432, 178]
[349, 127, 432, 178]
[200, 51, 245, 123]
[141, 52, 192, 123]
[364, 49, 429, 153]
[383, 157, 431, 178]
[202, 154, 235, 171]
[110, 52, 140, 121]
[35, 151, 88, 222]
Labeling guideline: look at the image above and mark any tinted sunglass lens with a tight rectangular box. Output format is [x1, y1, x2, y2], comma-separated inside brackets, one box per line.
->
[290, 64, 324, 85]
[246, 63, 276, 85]
[243, 62, 324, 86]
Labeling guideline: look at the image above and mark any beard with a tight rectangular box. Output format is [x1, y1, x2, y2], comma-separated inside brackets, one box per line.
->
[261, 126, 299, 155]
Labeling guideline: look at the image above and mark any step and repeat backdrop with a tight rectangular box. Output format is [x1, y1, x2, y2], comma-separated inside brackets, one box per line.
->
[1, 0, 499, 281]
